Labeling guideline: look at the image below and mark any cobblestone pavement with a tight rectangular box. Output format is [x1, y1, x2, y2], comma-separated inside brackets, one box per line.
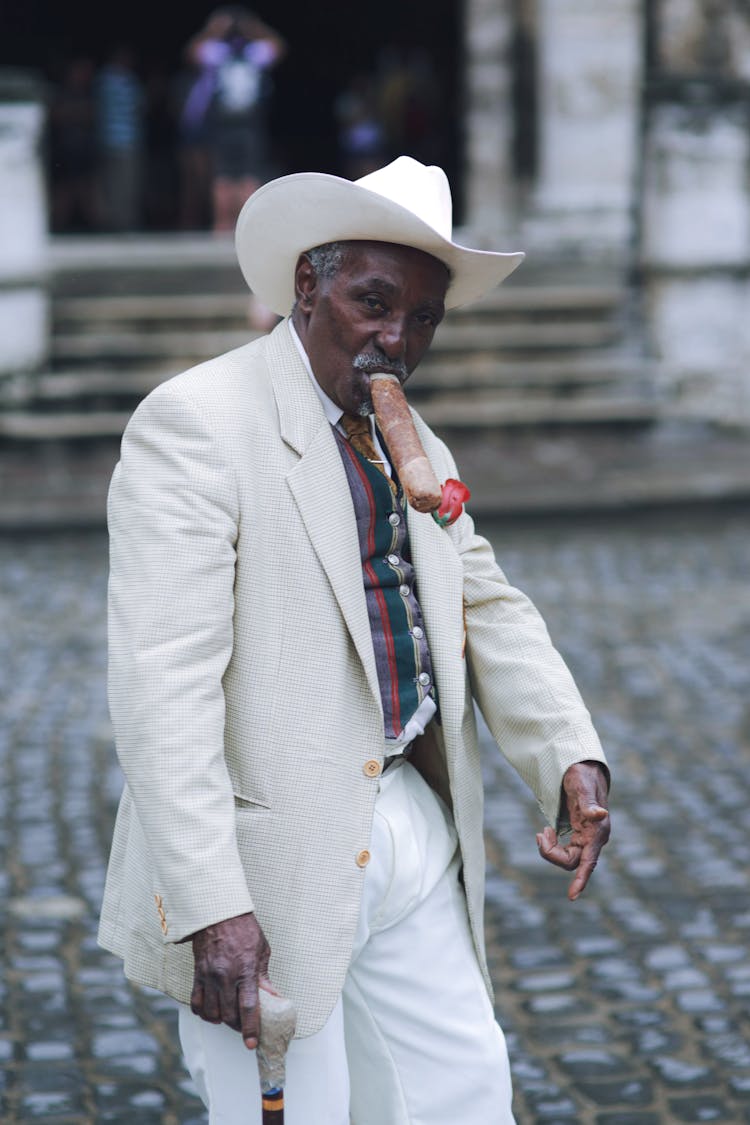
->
[0, 504, 748, 1123]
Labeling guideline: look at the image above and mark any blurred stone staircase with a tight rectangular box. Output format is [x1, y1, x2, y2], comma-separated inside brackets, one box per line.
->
[410, 274, 656, 428]
[0, 234, 674, 524]
[0, 236, 657, 442]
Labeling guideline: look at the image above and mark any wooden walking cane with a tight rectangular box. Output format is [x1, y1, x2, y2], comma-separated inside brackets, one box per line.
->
[257, 986, 297, 1123]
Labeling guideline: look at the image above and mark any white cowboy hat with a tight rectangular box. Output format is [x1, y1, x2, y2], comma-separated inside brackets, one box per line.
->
[235, 155, 525, 315]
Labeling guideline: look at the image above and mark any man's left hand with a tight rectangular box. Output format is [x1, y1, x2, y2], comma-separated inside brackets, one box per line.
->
[536, 761, 610, 901]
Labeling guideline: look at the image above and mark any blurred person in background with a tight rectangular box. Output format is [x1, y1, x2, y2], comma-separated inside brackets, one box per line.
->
[184, 6, 286, 330]
[184, 6, 286, 233]
[48, 56, 97, 232]
[375, 46, 444, 167]
[334, 74, 386, 180]
[175, 56, 213, 230]
[142, 65, 179, 231]
[94, 44, 145, 231]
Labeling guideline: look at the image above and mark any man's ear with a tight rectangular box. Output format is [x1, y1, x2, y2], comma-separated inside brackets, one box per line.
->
[294, 253, 317, 310]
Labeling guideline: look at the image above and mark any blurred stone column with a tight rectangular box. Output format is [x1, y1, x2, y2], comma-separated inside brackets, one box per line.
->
[641, 104, 750, 423]
[639, 1, 750, 424]
[0, 69, 49, 396]
[527, 0, 643, 258]
[462, 0, 516, 241]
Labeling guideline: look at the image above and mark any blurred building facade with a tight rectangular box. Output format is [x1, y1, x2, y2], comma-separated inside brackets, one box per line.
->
[463, 0, 750, 426]
[1, 0, 750, 435]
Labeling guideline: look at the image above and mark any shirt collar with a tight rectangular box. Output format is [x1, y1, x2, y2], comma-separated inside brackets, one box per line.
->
[287, 319, 343, 428]
[287, 320, 391, 472]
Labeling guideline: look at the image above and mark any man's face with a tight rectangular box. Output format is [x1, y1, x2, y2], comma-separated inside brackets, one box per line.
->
[292, 241, 449, 416]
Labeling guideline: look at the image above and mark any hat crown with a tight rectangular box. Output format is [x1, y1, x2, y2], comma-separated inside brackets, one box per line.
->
[355, 156, 453, 241]
[234, 156, 524, 316]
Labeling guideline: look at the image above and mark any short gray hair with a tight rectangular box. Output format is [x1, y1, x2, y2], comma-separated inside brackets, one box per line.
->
[305, 241, 346, 280]
[293, 240, 453, 313]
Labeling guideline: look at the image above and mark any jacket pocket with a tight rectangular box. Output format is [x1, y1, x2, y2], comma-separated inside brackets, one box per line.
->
[233, 791, 272, 811]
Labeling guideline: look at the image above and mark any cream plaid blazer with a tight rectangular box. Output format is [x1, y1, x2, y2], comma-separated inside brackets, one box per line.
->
[98, 319, 606, 1037]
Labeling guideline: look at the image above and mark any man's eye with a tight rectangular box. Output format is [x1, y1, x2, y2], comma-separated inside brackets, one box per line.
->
[362, 296, 386, 312]
[416, 312, 438, 328]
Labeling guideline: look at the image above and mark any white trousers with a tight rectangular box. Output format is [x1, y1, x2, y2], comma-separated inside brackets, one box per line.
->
[179, 760, 515, 1124]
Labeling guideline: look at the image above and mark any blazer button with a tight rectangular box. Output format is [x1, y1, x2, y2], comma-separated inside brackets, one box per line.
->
[363, 759, 382, 778]
[355, 849, 371, 868]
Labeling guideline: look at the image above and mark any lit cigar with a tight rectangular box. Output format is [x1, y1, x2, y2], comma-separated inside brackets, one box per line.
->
[370, 372, 442, 513]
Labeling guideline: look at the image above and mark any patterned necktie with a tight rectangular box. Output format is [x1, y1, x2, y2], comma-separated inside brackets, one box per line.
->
[341, 413, 397, 496]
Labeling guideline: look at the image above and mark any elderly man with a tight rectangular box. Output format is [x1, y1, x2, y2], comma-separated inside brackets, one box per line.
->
[99, 156, 610, 1124]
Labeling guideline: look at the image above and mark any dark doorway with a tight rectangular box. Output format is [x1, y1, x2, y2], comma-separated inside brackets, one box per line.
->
[4, 0, 464, 231]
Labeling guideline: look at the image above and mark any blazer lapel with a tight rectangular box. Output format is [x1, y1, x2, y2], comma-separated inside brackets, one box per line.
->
[266, 323, 382, 712]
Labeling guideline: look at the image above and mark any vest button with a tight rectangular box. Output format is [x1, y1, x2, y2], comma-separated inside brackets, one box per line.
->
[388, 513, 400, 526]
[363, 759, 382, 778]
[399, 584, 410, 597]
[412, 626, 423, 639]
[418, 672, 431, 686]
[387, 553, 400, 566]
[355, 849, 371, 868]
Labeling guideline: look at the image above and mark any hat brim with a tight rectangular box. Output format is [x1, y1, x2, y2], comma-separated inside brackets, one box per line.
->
[235, 171, 525, 316]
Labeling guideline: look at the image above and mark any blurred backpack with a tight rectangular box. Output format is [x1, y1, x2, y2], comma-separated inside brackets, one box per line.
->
[213, 43, 262, 117]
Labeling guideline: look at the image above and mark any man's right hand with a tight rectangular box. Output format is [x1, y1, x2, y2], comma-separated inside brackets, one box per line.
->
[190, 912, 273, 1049]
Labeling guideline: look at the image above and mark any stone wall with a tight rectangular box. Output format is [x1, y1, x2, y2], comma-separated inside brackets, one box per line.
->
[0, 70, 49, 393]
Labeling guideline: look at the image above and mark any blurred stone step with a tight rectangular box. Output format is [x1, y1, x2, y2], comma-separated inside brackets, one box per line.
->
[0, 410, 131, 440]
[31, 235, 649, 449]
[452, 283, 625, 319]
[432, 320, 620, 351]
[418, 392, 659, 428]
[53, 293, 255, 330]
[0, 394, 658, 442]
[51, 321, 620, 367]
[20, 340, 655, 423]
[53, 286, 625, 326]
[51, 330, 261, 364]
[30, 358, 646, 408]
[31, 368, 172, 401]
[49, 232, 239, 272]
[415, 354, 651, 390]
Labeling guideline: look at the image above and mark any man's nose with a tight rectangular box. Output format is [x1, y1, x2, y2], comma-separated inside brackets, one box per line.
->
[374, 316, 407, 362]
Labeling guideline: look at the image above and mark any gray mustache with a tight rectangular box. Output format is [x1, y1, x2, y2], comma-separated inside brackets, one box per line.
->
[353, 352, 407, 382]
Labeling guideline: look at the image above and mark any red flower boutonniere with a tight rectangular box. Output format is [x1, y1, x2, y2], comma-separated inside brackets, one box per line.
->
[432, 478, 471, 528]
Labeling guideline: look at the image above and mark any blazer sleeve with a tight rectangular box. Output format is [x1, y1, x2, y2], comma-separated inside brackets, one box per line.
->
[107, 383, 255, 942]
[430, 436, 609, 830]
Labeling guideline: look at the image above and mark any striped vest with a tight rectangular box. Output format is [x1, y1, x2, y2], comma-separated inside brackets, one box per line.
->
[334, 426, 436, 740]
